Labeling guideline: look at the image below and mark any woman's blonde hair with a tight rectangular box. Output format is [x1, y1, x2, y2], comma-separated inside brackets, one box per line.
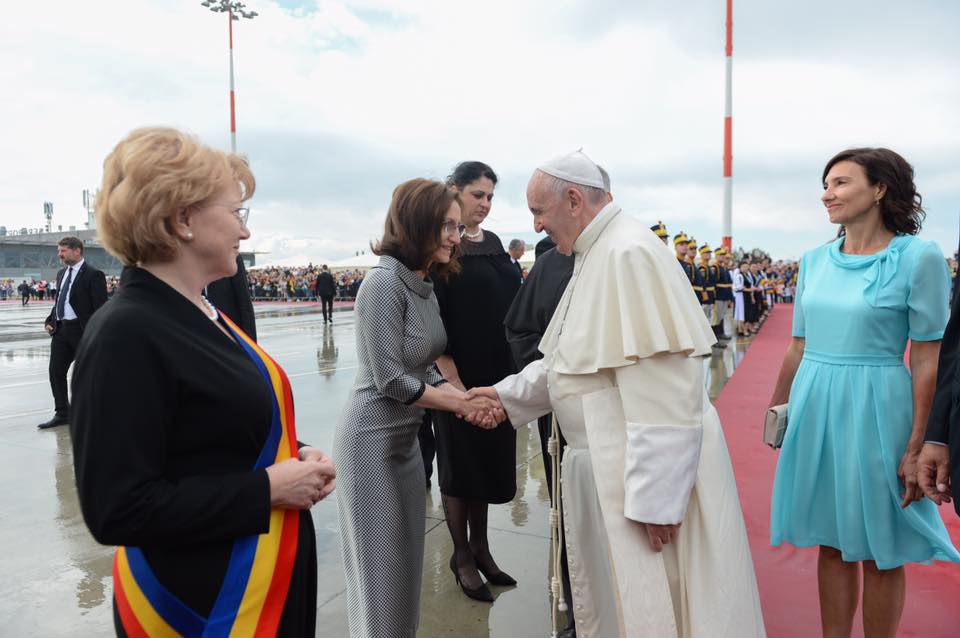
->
[95, 127, 255, 265]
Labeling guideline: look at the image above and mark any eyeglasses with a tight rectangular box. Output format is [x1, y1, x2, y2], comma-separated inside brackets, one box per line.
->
[441, 220, 466, 237]
[207, 202, 250, 227]
[233, 207, 250, 227]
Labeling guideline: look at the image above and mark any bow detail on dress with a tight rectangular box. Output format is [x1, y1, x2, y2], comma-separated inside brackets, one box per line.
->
[861, 244, 902, 308]
[827, 234, 911, 309]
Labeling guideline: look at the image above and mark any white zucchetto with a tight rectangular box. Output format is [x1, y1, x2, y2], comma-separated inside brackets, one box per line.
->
[536, 148, 605, 189]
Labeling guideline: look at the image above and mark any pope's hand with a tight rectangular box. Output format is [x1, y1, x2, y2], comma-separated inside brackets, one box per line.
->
[917, 443, 952, 506]
[462, 395, 504, 429]
[642, 522, 681, 552]
[462, 387, 506, 429]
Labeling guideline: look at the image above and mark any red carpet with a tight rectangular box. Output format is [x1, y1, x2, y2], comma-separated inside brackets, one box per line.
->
[714, 305, 960, 637]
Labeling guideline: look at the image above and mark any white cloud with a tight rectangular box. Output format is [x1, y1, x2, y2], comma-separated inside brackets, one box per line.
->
[0, 0, 956, 261]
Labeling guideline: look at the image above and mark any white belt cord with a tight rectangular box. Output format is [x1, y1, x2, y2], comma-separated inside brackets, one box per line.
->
[549, 413, 568, 637]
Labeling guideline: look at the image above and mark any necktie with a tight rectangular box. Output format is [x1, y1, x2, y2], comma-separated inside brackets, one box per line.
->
[56, 267, 73, 321]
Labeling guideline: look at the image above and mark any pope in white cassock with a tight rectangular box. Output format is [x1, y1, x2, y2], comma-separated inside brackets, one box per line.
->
[469, 151, 765, 638]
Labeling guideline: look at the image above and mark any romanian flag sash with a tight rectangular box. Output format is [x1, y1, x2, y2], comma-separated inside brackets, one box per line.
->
[113, 312, 300, 637]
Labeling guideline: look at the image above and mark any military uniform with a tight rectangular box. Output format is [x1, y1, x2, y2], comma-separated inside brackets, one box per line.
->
[673, 233, 698, 297]
[650, 220, 669, 245]
[697, 244, 725, 349]
[714, 248, 734, 340]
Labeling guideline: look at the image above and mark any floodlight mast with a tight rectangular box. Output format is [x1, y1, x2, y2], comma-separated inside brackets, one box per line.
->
[721, 0, 733, 252]
[199, 1, 257, 153]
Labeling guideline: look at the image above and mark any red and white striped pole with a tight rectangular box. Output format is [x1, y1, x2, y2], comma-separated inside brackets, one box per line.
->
[227, 8, 238, 154]
[722, 0, 733, 252]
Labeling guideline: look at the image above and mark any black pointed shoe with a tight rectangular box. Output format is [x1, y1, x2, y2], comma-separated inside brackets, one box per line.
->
[449, 555, 494, 602]
[475, 561, 517, 587]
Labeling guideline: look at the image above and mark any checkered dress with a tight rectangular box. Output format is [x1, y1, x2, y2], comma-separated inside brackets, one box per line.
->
[333, 256, 447, 638]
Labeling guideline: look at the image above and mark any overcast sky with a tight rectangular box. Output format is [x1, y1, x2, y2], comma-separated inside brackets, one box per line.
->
[1, 0, 957, 264]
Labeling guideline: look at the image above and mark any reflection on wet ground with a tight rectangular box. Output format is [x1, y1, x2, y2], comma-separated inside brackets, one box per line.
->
[0, 301, 756, 636]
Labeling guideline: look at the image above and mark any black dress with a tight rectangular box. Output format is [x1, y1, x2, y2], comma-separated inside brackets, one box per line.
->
[433, 230, 521, 503]
[70, 267, 316, 637]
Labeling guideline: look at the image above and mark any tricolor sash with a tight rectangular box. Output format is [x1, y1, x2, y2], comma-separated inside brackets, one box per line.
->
[113, 311, 300, 638]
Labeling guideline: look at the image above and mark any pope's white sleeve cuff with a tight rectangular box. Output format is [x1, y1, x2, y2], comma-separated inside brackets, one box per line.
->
[623, 422, 703, 525]
[493, 359, 552, 428]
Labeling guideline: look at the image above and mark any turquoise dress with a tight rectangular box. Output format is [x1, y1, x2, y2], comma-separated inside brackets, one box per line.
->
[771, 234, 960, 569]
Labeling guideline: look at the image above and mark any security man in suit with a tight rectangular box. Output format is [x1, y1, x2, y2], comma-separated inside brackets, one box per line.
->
[39, 237, 108, 429]
[507, 238, 526, 283]
[315, 264, 338, 323]
[918, 232, 960, 516]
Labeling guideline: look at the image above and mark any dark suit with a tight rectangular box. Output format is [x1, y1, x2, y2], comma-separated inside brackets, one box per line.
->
[511, 258, 524, 283]
[315, 271, 336, 322]
[44, 260, 108, 416]
[205, 256, 257, 341]
[925, 233, 960, 516]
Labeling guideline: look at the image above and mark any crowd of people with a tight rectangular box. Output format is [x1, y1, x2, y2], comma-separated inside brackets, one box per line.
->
[245, 265, 365, 301]
[20, 126, 958, 638]
[0, 278, 57, 303]
[1, 276, 122, 303]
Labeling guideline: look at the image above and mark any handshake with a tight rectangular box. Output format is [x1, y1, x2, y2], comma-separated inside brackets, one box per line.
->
[455, 387, 506, 429]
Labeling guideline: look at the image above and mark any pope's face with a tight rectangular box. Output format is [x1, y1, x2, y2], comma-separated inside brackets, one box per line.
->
[527, 173, 579, 255]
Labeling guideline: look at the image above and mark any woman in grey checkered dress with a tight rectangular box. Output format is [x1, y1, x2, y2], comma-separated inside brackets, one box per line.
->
[334, 179, 501, 638]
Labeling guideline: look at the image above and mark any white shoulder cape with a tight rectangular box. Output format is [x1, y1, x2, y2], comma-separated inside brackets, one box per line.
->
[540, 208, 715, 374]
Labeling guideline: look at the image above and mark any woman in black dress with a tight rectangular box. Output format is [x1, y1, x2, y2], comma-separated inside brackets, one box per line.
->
[434, 161, 522, 601]
[70, 128, 336, 637]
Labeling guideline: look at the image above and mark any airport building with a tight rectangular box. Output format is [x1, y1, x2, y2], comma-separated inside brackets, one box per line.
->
[0, 226, 256, 281]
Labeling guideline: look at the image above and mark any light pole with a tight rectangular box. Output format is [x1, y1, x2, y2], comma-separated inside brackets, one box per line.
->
[199, 1, 258, 153]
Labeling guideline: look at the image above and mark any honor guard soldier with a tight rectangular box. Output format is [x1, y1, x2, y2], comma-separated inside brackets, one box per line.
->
[687, 236, 706, 301]
[697, 244, 725, 349]
[674, 233, 697, 292]
[650, 220, 669, 245]
[714, 247, 734, 340]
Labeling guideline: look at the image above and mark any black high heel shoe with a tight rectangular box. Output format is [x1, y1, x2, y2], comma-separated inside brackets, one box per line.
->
[449, 555, 494, 602]
[474, 557, 517, 587]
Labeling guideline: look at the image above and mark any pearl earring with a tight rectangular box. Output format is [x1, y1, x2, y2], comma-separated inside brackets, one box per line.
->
[186, 232, 194, 240]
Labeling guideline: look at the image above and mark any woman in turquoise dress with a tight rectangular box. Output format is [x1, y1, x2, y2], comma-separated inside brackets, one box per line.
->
[768, 147, 960, 638]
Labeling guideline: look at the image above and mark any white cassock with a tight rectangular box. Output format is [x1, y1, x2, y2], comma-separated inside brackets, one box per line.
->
[495, 203, 765, 638]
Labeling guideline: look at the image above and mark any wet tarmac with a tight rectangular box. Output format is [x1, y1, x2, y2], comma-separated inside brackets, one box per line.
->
[0, 299, 754, 637]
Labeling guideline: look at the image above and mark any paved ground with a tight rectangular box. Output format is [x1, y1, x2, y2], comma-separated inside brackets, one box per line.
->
[0, 299, 751, 637]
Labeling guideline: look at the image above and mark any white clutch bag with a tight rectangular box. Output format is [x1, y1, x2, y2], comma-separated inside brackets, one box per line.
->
[763, 404, 788, 449]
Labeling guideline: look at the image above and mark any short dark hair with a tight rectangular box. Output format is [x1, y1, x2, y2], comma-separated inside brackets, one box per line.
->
[58, 236, 84, 253]
[446, 161, 498, 189]
[822, 147, 924, 235]
[372, 179, 462, 279]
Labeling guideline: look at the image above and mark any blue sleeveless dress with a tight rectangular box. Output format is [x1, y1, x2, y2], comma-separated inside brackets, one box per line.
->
[771, 234, 960, 569]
